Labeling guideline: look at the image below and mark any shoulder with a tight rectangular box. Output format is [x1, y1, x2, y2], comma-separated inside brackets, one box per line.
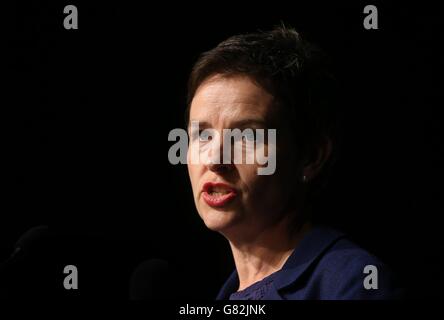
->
[319, 238, 383, 276]
[218, 226, 403, 300]
[289, 237, 402, 300]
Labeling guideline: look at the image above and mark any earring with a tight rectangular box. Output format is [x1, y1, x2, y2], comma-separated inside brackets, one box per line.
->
[302, 175, 307, 182]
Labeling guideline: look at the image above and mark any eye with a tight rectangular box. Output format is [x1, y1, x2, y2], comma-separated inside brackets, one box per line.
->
[241, 131, 256, 143]
[199, 130, 213, 142]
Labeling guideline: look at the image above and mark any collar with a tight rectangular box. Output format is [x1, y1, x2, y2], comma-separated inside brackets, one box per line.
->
[216, 225, 346, 299]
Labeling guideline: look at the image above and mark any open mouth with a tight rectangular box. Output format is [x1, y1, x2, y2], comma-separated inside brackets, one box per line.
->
[202, 182, 237, 207]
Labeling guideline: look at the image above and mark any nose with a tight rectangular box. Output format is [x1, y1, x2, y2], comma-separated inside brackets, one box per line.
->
[206, 131, 234, 174]
[207, 162, 234, 174]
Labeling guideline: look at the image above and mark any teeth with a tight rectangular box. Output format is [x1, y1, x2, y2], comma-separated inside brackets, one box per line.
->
[212, 186, 230, 193]
[210, 191, 228, 196]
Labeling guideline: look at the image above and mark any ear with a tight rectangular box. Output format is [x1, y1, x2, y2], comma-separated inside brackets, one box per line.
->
[302, 136, 333, 182]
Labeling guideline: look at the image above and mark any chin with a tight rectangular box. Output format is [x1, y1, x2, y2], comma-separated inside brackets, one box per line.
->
[200, 207, 238, 232]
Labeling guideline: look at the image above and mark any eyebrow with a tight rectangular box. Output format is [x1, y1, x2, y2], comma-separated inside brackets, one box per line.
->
[188, 119, 268, 130]
[231, 119, 268, 129]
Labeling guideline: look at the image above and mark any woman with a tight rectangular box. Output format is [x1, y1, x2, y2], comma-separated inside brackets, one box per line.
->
[186, 26, 401, 300]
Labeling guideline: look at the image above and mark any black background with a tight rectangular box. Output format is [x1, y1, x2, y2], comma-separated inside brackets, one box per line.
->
[3, 0, 443, 299]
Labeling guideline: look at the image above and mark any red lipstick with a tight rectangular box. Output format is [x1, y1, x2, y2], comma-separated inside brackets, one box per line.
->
[202, 182, 237, 207]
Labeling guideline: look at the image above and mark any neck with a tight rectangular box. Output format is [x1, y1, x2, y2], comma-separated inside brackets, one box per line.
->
[228, 217, 311, 291]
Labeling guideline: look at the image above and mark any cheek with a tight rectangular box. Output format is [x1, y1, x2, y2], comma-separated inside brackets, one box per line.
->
[238, 165, 287, 205]
[236, 164, 263, 199]
[187, 164, 200, 194]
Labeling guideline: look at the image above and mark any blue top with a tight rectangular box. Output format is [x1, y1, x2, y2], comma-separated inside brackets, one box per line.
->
[229, 272, 276, 300]
[217, 226, 402, 300]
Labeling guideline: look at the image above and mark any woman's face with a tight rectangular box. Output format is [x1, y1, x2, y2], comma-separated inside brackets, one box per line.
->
[187, 75, 299, 241]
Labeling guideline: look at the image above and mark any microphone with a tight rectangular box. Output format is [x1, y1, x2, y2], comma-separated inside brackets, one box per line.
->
[129, 258, 170, 300]
[0, 225, 49, 270]
[0, 225, 50, 298]
[11, 225, 49, 256]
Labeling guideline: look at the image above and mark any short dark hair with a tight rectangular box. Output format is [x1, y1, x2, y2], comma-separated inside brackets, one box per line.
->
[186, 25, 340, 185]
